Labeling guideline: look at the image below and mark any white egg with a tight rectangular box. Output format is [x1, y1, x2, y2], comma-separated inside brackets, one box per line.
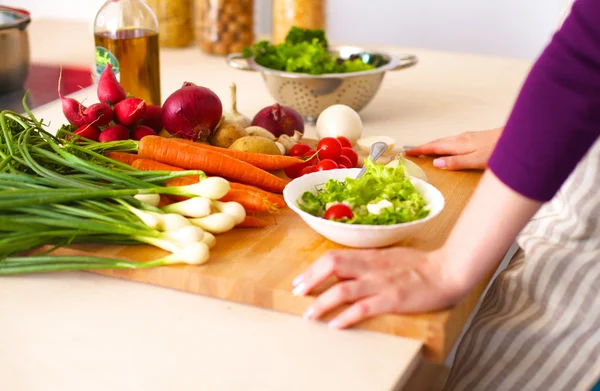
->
[315, 104, 363, 144]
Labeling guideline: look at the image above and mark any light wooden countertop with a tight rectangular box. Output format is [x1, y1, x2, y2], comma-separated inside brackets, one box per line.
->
[1, 18, 533, 391]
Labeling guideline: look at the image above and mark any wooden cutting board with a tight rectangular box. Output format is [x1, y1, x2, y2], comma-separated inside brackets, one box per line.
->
[34, 156, 485, 362]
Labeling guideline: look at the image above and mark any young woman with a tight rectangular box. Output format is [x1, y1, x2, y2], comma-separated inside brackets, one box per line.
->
[292, 0, 599, 389]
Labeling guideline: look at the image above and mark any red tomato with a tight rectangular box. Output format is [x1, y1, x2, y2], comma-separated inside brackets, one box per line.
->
[338, 164, 348, 169]
[324, 203, 354, 220]
[302, 149, 319, 166]
[299, 165, 317, 176]
[289, 143, 311, 157]
[341, 147, 358, 168]
[284, 162, 307, 179]
[316, 159, 339, 171]
[337, 155, 353, 168]
[336, 136, 352, 149]
[317, 137, 342, 161]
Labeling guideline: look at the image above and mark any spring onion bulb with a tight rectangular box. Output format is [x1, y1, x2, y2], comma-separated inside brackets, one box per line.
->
[213, 201, 246, 225]
[177, 177, 230, 200]
[201, 232, 216, 249]
[161, 197, 213, 218]
[165, 225, 205, 244]
[128, 207, 161, 229]
[134, 194, 161, 207]
[163, 242, 211, 265]
[158, 213, 191, 232]
[189, 213, 236, 234]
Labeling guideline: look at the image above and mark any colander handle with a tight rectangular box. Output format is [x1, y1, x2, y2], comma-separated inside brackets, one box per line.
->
[392, 54, 418, 71]
[226, 53, 257, 72]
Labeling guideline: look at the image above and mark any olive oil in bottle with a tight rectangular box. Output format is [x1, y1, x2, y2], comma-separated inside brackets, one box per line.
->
[93, 0, 162, 106]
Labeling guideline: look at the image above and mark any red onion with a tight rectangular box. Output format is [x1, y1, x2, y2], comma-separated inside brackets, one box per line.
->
[114, 98, 146, 127]
[140, 105, 163, 132]
[97, 64, 126, 106]
[251, 104, 304, 138]
[161, 82, 223, 141]
[131, 125, 157, 141]
[83, 103, 113, 127]
[73, 124, 101, 142]
[99, 124, 129, 143]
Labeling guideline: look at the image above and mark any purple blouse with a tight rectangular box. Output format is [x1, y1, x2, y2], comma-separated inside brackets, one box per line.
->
[488, 0, 600, 202]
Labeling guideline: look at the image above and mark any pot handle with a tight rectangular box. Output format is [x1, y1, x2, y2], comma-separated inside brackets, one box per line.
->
[226, 53, 256, 72]
[392, 54, 418, 71]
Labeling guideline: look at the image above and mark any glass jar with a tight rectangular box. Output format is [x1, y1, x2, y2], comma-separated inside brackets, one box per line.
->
[273, 0, 325, 44]
[195, 0, 254, 55]
[93, 0, 162, 105]
[146, 0, 194, 47]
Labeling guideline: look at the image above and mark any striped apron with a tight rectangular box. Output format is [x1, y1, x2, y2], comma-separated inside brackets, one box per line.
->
[444, 138, 600, 391]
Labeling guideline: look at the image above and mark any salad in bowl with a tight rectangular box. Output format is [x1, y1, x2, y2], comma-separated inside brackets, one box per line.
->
[283, 158, 444, 248]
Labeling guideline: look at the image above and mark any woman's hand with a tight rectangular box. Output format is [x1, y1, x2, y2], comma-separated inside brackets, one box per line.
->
[405, 128, 502, 170]
[292, 247, 466, 329]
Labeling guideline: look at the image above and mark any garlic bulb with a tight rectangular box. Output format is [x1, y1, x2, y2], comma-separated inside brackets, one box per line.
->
[223, 83, 251, 128]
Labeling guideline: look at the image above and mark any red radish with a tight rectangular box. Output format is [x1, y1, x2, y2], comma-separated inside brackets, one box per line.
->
[161, 82, 223, 141]
[251, 103, 304, 138]
[141, 105, 163, 132]
[114, 98, 146, 127]
[99, 124, 129, 143]
[83, 103, 113, 127]
[73, 124, 101, 142]
[131, 125, 157, 140]
[97, 64, 126, 105]
[58, 69, 87, 127]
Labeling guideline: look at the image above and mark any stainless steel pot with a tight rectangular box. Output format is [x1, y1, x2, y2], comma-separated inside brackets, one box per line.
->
[0, 6, 30, 94]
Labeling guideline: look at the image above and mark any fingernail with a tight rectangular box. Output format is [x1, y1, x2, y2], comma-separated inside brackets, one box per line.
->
[292, 283, 306, 296]
[433, 158, 446, 168]
[292, 275, 303, 287]
[328, 319, 341, 329]
[303, 306, 314, 319]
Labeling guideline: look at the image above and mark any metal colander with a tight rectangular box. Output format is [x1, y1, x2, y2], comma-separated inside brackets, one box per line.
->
[226, 46, 418, 122]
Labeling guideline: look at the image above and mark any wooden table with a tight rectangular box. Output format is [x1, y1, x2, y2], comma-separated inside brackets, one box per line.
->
[0, 18, 534, 390]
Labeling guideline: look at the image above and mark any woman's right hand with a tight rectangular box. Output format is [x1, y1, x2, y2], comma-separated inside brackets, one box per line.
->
[405, 128, 502, 170]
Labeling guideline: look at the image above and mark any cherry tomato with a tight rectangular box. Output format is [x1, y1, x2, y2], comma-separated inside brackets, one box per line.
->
[341, 147, 358, 168]
[338, 164, 348, 169]
[302, 149, 319, 166]
[324, 203, 354, 220]
[337, 155, 353, 168]
[284, 162, 307, 179]
[336, 136, 352, 149]
[299, 165, 317, 176]
[317, 137, 342, 161]
[316, 159, 339, 171]
[289, 143, 311, 157]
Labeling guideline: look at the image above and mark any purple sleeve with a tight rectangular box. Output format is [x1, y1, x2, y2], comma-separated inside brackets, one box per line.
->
[488, 0, 600, 202]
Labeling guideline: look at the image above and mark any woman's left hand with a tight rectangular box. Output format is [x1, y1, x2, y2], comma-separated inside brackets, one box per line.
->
[292, 247, 466, 329]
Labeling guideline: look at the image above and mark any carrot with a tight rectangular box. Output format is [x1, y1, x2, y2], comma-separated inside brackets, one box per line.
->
[157, 195, 173, 207]
[170, 138, 304, 171]
[138, 136, 289, 193]
[105, 151, 139, 166]
[236, 215, 268, 229]
[132, 158, 188, 172]
[219, 189, 280, 213]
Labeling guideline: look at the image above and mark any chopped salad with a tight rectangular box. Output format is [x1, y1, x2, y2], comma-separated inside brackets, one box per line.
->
[298, 159, 430, 225]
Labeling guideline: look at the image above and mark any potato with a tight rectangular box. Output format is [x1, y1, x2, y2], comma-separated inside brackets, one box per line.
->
[229, 136, 282, 155]
[209, 120, 248, 148]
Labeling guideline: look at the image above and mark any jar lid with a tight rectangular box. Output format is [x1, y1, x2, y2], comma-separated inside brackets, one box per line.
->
[0, 6, 31, 31]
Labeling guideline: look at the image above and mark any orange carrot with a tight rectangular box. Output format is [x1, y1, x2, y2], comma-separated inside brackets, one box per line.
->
[219, 189, 280, 213]
[170, 138, 304, 171]
[236, 215, 268, 228]
[106, 151, 139, 166]
[138, 136, 289, 193]
[157, 195, 173, 207]
[132, 158, 189, 173]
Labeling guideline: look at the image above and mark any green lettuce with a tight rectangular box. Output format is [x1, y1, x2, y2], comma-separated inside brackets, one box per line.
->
[297, 159, 430, 225]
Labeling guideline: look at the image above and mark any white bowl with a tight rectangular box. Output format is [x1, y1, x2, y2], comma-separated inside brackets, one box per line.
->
[283, 168, 445, 248]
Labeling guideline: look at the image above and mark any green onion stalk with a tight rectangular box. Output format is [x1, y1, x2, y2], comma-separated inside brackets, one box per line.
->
[0, 94, 215, 275]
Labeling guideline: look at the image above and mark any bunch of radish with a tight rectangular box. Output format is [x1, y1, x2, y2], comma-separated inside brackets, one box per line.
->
[59, 65, 163, 143]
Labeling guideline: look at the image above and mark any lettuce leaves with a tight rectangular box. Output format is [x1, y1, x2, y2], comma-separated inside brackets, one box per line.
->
[298, 159, 430, 225]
